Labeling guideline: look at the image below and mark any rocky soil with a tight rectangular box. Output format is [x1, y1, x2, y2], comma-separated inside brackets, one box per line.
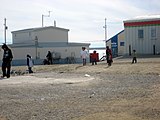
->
[0, 57, 160, 120]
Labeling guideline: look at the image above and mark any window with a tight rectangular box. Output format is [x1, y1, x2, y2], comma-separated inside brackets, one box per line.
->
[138, 29, 143, 39]
[151, 28, 156, 38]
[120, 42, 125, 46]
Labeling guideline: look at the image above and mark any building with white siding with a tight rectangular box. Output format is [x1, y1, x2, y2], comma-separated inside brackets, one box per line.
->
[12, 26, 69, 44]
[0, 26, 90, 65]
[124, 16, 160, 55]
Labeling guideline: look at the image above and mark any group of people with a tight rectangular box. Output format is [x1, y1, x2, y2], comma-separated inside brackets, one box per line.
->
[27, 51, 54, 74]
[1, 44, 34, 76]
[1, 44, 34, 78]
[80, 46, 137, 66]
[80, 46, 113, 66]
[1, 44, 54, 78]
[1, 44, 137, 78]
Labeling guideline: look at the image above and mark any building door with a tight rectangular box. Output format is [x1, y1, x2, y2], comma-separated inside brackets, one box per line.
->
[153, 45, 155, 55]
[129, 45, 131, 56]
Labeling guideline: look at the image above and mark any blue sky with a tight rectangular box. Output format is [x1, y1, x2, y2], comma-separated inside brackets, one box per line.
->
[0, 0, 160, 47]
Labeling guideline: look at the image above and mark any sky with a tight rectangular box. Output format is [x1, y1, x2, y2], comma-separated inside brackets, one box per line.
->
[0, 0, 160, 47]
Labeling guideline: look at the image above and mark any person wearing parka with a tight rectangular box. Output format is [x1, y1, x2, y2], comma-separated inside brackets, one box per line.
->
[1, 44, 13, 78]
[27, 54, 33, 73]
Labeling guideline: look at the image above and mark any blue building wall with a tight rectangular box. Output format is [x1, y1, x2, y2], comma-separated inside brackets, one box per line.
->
[108, 30, 124, 57]
[111, 35, 118, 57]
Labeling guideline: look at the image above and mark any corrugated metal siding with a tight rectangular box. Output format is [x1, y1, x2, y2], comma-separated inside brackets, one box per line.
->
[124, 25, 160, 55]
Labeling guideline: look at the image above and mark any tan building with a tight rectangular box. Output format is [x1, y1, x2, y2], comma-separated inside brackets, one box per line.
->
[12, 26, 69, 44]
[106, 30, 125, 57]
[0, 26, 90, 65]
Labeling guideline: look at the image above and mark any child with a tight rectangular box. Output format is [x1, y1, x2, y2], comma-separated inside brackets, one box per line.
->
[132, 50, 137, 63]
[27, 54, 33, 73]
[91, 51, 98, 65]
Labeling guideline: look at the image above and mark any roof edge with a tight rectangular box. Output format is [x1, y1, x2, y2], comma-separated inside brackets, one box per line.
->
[11, 26, 69, 33]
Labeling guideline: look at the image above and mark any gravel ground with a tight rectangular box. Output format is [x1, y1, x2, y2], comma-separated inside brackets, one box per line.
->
[0, 57, 160, 120]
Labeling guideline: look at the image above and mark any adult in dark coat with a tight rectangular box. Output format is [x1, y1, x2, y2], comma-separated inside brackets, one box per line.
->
[106, 46, 112, 66]
[46, 51, 53, 64]
[1, 44, 13, 78]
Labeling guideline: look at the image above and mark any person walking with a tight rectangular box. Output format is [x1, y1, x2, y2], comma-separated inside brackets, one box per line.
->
[46, 51, 53, 64]
[132, 50, 137, 63]
[1, 44, 13, 78]
[80, 47, 89, 66]
[27, 54, 33, 73]
[106, 46, 113, 66]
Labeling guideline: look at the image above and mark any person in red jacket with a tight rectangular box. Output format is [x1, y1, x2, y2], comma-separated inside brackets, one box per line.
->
[91, 50, 98, 65]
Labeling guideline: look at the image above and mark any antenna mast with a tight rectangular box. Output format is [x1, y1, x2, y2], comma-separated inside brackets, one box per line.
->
[42, 11, 51, 27]
[103, 18, 107, 46]
[4, 18, 8, 44]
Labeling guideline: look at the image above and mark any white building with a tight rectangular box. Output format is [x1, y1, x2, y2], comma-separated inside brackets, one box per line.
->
[124, 16, 160, 55]
[0, 26, 90, 65]
[12, 26, 69, 44]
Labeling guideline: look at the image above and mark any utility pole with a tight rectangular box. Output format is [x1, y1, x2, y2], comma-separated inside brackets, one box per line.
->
[42, 11, 51, 27]
[35, 36, 38, 59]
[104, 18, 107, 41]
[4, 18, 8, 44]
[103, 18, 108, 58]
